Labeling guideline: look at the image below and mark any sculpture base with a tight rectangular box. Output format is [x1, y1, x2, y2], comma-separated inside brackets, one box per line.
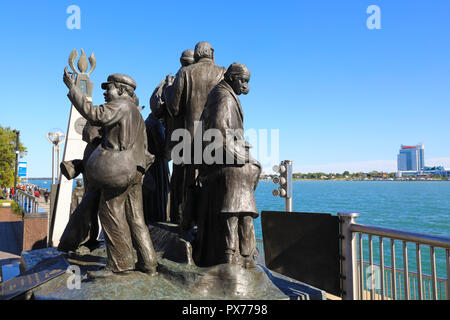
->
[18, 223, 326, 300]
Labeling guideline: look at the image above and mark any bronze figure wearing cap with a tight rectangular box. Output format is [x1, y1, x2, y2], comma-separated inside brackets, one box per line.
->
[101, 73, 137, 90]
[63, 67, 158, 277]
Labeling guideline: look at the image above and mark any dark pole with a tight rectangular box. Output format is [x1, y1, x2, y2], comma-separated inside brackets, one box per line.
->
[13, 130, 20, 191]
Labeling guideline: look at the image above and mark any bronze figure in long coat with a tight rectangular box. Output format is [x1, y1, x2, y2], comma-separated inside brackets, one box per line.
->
[195, 63, 261, 268]
[166, 42, 226, 228]
[143, 112, 170, 223]
[58, 123, 102, 252]
[149, 50, 195, 224]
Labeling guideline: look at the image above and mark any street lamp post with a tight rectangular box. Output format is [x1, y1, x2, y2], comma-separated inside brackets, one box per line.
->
[46, 129, 66, 184]
[13, 130, 20, 190]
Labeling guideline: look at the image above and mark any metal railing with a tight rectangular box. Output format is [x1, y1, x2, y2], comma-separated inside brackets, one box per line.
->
[339, 212, 450, 300]
[359, 261, 448, 300]
[13, 189, 39, 214]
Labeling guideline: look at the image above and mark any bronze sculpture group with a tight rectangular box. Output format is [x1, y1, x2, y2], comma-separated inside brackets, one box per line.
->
[61, 41, 261, 278]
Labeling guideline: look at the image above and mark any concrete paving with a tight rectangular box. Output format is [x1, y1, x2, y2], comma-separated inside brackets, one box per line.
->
[36, 196, 50, 214]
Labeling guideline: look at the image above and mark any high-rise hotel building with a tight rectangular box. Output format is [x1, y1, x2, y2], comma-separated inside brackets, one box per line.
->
[397, 143, 424, 172]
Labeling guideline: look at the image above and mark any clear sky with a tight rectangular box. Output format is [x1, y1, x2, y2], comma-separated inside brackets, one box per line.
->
[1, 0, 449, 177]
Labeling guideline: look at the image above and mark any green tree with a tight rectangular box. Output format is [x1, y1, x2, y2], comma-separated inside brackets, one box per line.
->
[0, 126, 27, 187]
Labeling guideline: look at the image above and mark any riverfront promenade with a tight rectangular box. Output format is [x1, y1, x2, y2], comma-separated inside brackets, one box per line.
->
[36, 195, 50, 214]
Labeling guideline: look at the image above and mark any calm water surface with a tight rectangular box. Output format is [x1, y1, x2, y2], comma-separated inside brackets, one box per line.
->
[254, 180, 450, 278]
[254, 180, 450, 238]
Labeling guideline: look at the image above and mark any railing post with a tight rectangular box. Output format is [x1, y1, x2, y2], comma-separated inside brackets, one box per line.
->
[339, 212, 360, 300]
[446, 249, 450, 300]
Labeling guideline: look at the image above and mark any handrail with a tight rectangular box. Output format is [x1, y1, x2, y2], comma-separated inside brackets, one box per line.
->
[339, 212, 450, 300]
[350, 223, 450, 249]
[360, 261, 448, 300]
[13, 189, 39, 214]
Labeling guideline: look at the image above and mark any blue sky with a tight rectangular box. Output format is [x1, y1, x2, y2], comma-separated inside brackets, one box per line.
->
[1, 0, 449, 176]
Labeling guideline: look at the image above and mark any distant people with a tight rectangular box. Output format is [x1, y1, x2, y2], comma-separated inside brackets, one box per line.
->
[34, 189, 40, 198]
[166, 41, 226, 228]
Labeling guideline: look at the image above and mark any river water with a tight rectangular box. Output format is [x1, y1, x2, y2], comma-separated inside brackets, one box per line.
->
[255, 180, 450, 279]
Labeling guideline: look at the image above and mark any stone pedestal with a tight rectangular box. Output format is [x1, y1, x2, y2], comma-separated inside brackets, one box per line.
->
[23, 213, 48, 251]
[17, 223, 326, 300]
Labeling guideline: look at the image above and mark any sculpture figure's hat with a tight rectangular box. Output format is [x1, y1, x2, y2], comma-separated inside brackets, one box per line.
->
[101, 74, 136, 90]
[180, 49, 194, 65]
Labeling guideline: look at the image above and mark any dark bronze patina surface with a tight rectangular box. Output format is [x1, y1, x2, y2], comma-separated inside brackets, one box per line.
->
[17, 224, 326, 300]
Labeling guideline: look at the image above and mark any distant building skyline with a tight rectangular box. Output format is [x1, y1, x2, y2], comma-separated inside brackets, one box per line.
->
[396, 143, 450, 177]
[397, 143, 425, 172]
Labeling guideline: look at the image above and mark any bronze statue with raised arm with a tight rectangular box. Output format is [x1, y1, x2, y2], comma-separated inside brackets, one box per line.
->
[63, 69, 158, 278]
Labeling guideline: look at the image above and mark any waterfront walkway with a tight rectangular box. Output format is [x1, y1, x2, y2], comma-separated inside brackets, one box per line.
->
[36, 195, 50, 214]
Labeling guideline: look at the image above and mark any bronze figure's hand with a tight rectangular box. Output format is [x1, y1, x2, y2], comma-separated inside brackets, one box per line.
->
[63, 66, 76, 89]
